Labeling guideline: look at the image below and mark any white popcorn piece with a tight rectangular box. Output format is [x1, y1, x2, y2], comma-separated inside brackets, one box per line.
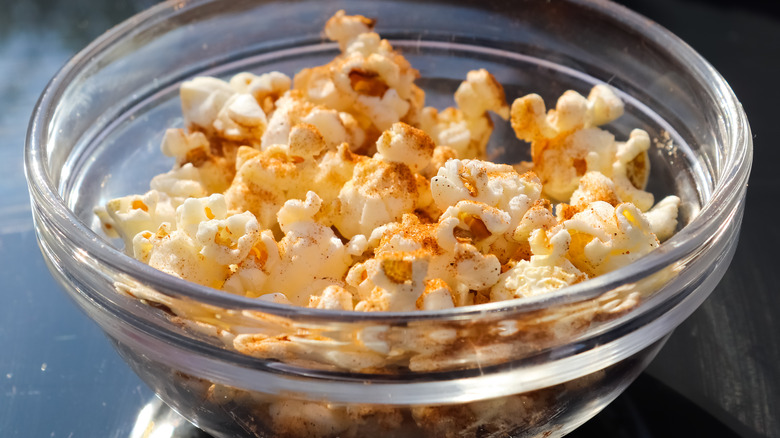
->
[350, 251, 430, 312]
[176, 194, 229, 239]
[221, 230, 280, 297]
[159, 128, 236, 195]
[612, 129, 654, 211]
[511, 85, 623, 143]
[417, 278, 456, 310]
[587, 84, 625, 126]
[491, 229, 588, 301]
[180, 76, 236, 131]
[229, 71, 291, 113]
[430, 159, 542, 215]
[133, 224, 229, 289]
[437, 242, 502, 293]
[150, 163, 207, 200]
[430, 159, 542, 261]
[563, 201, 659, 277]
[287, 122, 327, 161]
[102, 189, 177, 251]
[324, 10, 376, 51]
[454, 69, 510, 120]
[534, 127, 616, 201]
[334, 55, 412, 132]
[333, 157, 418, 239]
[224, 145, 314, 229]
[510, 85, 643, 202]
[261, 91, 363, 152]
[374, 122, 435, 173]
[436, 201, 512, 252]
[264, 192, 353, 305]
[310, 143, 362, 208]
[195, 211, 261, 265]
[225, 140, 359, 230]
[212, 93, 267, 145]
[294, 14, 423, 136]
[421, 69, 509, 159]
[644, 195, 680, 241]
[308, 285, 354, 310]
[160, 129, 210, 163]
[514, 199, 557, 244]
[569, 171, 621, 211]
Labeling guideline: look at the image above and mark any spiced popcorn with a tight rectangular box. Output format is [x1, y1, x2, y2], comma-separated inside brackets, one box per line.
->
[99, 10, 679, 336]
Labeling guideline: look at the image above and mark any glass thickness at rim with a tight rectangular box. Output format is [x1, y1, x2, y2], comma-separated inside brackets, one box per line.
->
[25, 0, 751, 323]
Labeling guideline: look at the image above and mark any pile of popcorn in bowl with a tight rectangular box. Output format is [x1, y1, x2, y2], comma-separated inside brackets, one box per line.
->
[97, 11, 679, 321]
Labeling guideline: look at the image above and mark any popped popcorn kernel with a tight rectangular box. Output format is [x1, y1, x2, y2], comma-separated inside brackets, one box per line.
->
[229, 71, 291, 114]
[333, 156, 418, 239]
[509, 85, 648, 203]
[421, 69, 509, 159]
[563, 201, 659, 277]
[308, 285, 355, 310]
[324, 10, 376, 51]
[374, 122, 435, 173]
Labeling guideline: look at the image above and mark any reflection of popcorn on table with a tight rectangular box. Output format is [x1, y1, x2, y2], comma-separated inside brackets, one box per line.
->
[97, 9, 682, 437]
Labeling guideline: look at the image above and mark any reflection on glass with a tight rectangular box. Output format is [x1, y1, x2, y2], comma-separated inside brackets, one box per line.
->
[130, 397, 211, 438]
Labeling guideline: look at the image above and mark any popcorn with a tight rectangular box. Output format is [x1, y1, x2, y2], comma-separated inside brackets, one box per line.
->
[98, 189, 177, 251]
[261, 91, 364, 152]
[150, 163, 207, 200]
[308, 285, 354, 310]
[94, 12, 695, 436]
[612, 129, 653, 211]
[294, 10, 423, 140]
[222, 230, 280, 298]
[509, 85, 653, 204]
[374, 122, 435, 173]
[264, 192, 353, 305]
[98, 10, 684, 384]
[332, 156, 418, 239]
[229, 71, 291, 114]
[645, 195, 681, 241]
[349, 251, 430, 312]
[180, 76, 236, 131]
[212, 93, 267, 145]
[159, 128, 236, 194]
[417, 278, 456, 310]
[436, 201, 512, 252]
[491, 229, 588, 301]
[430, 159, 544, 261]
[324, 10, 376, 51]
[194, 211, 260, 265]
[160, 128, 210, 164]
[132, 222, 230, 289]
[224, 144, 317, 229]
[421, 69, 509, 159]
[563, 201, 659, 277]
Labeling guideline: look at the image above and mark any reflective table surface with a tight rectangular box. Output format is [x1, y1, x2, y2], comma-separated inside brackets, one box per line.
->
[1, 0, 778, 436]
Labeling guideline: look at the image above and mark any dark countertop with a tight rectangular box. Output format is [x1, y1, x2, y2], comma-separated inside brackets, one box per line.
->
[1, 0, 777, 437]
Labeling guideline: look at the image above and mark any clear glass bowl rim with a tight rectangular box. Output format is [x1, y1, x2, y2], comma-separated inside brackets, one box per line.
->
[25, 0, 752, 323]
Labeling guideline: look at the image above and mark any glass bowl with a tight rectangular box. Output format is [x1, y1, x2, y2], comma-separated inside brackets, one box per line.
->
[25, 0, 751, 437]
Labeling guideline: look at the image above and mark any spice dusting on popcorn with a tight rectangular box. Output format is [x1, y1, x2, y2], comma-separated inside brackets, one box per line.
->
[97, 10, 680, 316]
[90, 10, 694, 437]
